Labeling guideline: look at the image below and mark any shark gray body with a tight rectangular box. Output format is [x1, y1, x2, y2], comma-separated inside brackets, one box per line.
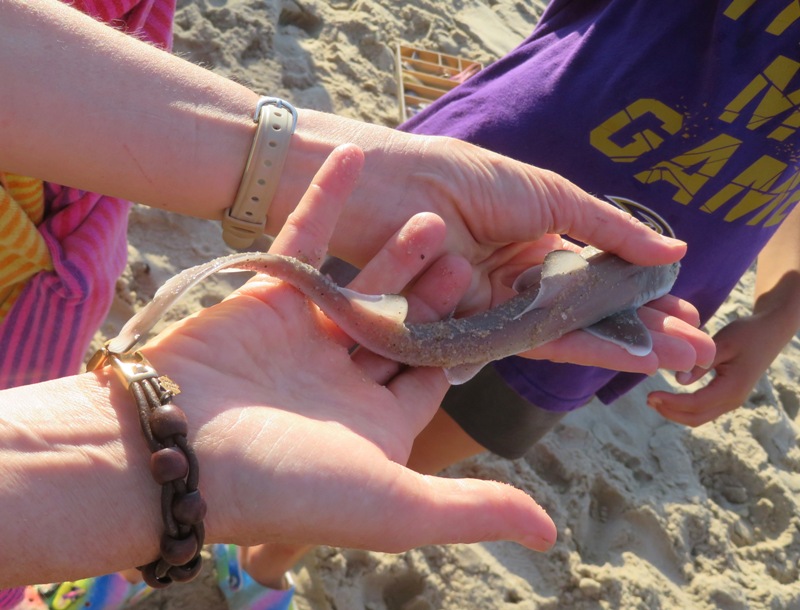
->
[107, 249, 679, 384]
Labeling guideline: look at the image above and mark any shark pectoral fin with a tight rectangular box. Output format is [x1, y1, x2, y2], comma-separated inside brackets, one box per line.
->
[444, 362, 488, 385]
[338, 287, 409, 323]
[584, 309, 653, 357]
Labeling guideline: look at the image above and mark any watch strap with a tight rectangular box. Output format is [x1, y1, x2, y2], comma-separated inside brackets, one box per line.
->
[222, 97, 297, 249]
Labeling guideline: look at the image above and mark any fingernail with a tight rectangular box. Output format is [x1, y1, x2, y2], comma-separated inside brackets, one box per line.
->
[675, 371, 692, 384]
[526, 531, 557, 551]
[647, 397, 662, 409]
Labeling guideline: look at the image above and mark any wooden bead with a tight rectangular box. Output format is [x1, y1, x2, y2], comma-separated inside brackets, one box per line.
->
[167, 556, 204, 583]
[160, 532, 199, 567]
[172, 490, 207, 524]
[149, 405, 189, 440]
[140, 562, 172, 589]
[150, 447, 188, 484]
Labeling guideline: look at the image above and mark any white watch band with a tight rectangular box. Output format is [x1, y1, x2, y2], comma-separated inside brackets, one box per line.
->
[222, 97, 298, 249]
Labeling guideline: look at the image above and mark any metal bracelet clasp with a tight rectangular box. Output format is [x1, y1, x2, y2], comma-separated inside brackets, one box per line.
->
[108, 351, 160, 390]
[86, 343, 169, 392]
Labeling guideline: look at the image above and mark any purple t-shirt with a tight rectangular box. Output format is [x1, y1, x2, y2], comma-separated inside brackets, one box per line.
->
[403, 0, 800, 411]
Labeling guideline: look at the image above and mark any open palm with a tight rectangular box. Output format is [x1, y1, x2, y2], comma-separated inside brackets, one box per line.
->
[140, 144, 558, 554]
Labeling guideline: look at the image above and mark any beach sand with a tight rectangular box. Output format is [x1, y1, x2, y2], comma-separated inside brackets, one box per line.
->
[104, 1, 800, 608]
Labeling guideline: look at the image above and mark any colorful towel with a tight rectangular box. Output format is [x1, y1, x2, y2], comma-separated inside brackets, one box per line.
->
[0, 174, 53, 320]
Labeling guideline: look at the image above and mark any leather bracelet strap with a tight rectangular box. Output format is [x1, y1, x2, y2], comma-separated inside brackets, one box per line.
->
[88, 347, 207, 588]
[222, 97, 298, 249]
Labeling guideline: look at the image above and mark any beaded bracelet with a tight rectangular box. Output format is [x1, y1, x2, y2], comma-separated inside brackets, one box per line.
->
[87, 347, 206, 587]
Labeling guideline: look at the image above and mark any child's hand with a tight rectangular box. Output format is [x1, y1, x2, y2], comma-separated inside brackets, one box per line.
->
[646, 315, 781, 426]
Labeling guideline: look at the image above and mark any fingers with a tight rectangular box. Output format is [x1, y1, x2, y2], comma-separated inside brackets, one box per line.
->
[347, 212, 449, 297]
[343, 212, 472, 385]
[675, 365, 711, 386]
[402, 253, 473, 324]
[520, 322, 710, 376]
[644, 294, 701, 327]
[645, 336, 754, 426]
[318, 211, 460, 348]
[270, 143, 364, 264]
[353, 252, 472, 386]
[647, 380, 739, 427]
[532, 169, 687, 266]
[382, 254, 473, 431]
[462, 157, 687, 266]
[385, 365, 452, 439]
[636, 305, 716, 370]
[523, 330, 661, 374]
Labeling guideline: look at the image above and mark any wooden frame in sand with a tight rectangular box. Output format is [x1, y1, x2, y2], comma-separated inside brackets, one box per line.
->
[395, 44, 483, 124]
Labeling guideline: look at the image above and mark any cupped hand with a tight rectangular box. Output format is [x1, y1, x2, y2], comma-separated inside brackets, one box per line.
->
[321, 126, 688, 310]
[303, 123, 709, 374]
[646, 315, 780, 426]
[142, 144, 557, 554]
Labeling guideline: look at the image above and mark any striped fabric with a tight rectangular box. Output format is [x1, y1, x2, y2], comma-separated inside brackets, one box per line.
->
[0, 173, 53, 320]
[0, 0, 176, 389]
[0, 587, 24, 609]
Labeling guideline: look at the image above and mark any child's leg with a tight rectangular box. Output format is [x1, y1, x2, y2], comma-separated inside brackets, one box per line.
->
[406, 408, 486, 474]
[419, 364, 568, 463]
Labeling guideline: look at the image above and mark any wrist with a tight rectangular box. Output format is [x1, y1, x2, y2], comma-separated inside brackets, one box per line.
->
[136, 342, 242, 546]
[0, 372, 162, 586]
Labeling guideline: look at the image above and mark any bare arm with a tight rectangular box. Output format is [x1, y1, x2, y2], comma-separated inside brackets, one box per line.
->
[752, 204, 800, 342]
[0, 370, 166, 585]
[2, 0, 688, 277]
[1, 0, 258, 217]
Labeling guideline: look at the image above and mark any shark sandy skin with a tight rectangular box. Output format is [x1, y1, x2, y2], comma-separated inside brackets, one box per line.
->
[106, 249, 679, 384]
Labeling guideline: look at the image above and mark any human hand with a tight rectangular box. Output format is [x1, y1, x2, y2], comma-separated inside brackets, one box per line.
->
[646, 315, 781, 426]
[143, 144, 557, 553]
[299, 118, 686, 300]
[287, 116, 710, 374]
[523, 293, 716, 376]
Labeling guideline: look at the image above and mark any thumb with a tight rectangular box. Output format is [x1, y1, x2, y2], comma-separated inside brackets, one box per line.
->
[346, 464, 557, 553]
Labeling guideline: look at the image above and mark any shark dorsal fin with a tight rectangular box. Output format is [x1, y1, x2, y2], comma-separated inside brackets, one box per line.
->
[338, 287, 409, 324]
[511, 265, 542, 293]
[514, 250, 589, 319]
[535, 250, 589, 309]
[542, 249, 590, 277]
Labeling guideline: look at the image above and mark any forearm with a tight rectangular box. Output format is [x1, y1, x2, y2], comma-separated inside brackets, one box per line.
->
[0, 370, 164, 587]
[2, 0, 690, 290]
[1, 0, 259, 218]
[0, 0, 420, 259]
[752, 205, 800, 351]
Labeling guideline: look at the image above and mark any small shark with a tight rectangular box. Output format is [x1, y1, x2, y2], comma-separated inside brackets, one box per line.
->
[107, 248, 679, 384]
